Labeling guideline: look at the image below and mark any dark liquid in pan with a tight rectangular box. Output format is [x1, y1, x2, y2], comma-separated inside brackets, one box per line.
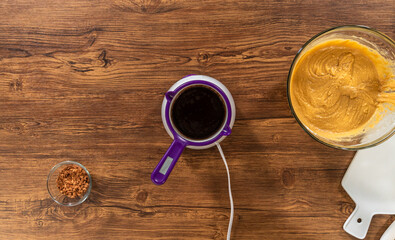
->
[171, 86, 226, 140]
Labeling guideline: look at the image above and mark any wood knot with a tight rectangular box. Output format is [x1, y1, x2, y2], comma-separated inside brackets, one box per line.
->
[87, 31, 98, 47]
[272, 134, 280, 143]
[339, 201, 354, 215]
[197, 52, 212, 66]
[281, 169, 295, 189]
[136, 190, 148, 203]
[137, 210, 155, 217]
[98, 50, 112, 68]
[9, 79, 23, 92]
[213, 230, 225, 240]
[115, 0, 180, 14]
[36, 220, 44, 227]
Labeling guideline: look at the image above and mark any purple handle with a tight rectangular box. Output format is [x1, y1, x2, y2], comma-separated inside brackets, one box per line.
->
[151, 138, 187, 185]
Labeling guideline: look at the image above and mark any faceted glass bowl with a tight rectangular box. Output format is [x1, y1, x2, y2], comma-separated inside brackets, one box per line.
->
[47, 161, 92, 206]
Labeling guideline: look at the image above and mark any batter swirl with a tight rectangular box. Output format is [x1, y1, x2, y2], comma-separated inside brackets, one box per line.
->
[290, 39, 394, 139]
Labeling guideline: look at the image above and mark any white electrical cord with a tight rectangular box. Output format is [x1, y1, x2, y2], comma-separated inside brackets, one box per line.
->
[216, 142, 234, 240]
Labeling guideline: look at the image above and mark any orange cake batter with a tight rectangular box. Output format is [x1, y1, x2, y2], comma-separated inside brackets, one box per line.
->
[290, 39, 394, 139]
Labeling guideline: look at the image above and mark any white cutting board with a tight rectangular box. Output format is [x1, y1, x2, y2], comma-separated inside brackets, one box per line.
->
[342, 136, 395, 239]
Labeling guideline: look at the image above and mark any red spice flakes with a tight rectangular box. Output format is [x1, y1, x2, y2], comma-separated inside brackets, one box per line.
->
[56, 165, 90, 199]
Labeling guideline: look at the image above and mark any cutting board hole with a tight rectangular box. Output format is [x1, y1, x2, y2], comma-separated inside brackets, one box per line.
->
[357, 218, 362, 223]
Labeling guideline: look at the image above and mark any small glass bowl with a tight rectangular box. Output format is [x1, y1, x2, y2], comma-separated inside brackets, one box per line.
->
[287, 25, 395, 150]
[47, 161, 92, 206]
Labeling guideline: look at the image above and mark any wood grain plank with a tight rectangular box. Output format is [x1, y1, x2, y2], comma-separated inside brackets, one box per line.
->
[0, 0, 394, 239]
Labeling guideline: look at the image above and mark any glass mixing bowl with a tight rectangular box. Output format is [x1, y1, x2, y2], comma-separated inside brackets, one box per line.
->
[287, 25, 395, 150]
[47, 161, 92, 206]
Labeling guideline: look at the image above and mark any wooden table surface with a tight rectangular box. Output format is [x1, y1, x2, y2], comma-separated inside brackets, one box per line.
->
[0, 0, 394, 239]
